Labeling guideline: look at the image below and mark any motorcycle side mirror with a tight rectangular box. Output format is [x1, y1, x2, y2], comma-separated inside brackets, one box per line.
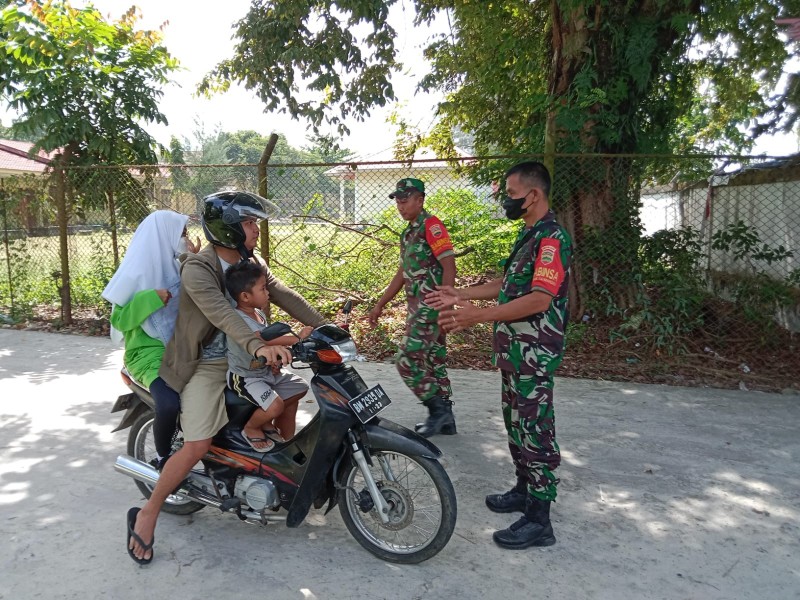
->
[260, 321, 294, 341]
[340, 299, 353, 331]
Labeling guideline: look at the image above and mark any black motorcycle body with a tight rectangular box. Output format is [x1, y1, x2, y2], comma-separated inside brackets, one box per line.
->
[113, 323, 457, 563]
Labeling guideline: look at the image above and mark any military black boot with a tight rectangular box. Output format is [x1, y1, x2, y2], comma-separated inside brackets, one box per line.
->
[485, 477, 527, 513]
[415, 396, 457, 438]
[492, 497, 556, 550]
[414, 402, 434, 433]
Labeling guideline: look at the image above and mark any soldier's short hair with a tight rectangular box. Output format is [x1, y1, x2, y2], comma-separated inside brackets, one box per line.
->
[225, 260, 266, 301]
[506, 161, 551, 198]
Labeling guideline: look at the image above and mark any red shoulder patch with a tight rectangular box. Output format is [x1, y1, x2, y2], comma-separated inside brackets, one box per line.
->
[425, 216, 454, 257]
[531, 238, 564, 295]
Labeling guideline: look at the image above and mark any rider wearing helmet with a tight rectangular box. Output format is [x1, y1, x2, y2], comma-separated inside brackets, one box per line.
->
[201, 191, 270, 260]
[127, 190, 327, 564]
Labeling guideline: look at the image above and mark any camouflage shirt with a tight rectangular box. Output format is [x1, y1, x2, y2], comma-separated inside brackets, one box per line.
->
[492, 210, 572, 376]
[401, 209, 454, 303]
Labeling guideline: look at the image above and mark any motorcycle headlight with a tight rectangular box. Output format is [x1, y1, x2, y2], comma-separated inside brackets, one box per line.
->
[331, 339, 358, 363]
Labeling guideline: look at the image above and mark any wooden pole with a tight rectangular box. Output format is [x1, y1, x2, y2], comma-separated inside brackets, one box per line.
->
[258, 133, 279, 265]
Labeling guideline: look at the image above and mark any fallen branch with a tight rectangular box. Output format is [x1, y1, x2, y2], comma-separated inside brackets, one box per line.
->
[271, 258, 367, 302]
[289, 215, 398, 245]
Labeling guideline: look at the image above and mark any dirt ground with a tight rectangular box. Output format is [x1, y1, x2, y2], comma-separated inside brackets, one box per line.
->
[1, 328, 799, 600]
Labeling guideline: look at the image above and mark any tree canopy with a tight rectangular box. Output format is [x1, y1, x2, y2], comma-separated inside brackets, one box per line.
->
[202, 0, 800, 156]
[0, 0, 178, 165]
[166, 128, 352, 211]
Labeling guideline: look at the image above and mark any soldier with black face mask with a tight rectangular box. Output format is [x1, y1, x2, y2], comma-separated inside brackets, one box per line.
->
[426, 161, 573, 550]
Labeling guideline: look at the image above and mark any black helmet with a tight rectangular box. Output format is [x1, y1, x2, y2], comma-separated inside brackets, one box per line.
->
[201, 191, 269, 253]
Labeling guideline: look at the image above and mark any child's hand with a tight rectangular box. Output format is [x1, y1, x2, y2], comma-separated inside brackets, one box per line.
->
[298, 325, 314, 340]
[156, 289, 172, 305]
[187, 236, 201, 253]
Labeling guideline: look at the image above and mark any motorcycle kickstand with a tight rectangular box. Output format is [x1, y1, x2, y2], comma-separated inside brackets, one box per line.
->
[347, 431, 391, 525]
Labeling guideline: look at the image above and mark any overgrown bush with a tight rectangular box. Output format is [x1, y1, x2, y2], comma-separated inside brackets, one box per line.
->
[372, 188, 517, 277]
[70, 233, 118, 310]
[710, 221, 798, 337]
[273, 188, 516, 307]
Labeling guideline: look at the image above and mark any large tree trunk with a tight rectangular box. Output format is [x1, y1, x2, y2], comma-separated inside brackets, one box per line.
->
[547, 1, 694, 318]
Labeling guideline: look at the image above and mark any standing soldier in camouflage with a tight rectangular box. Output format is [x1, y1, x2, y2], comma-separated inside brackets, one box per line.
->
[368, 178, 457, 437]
[426, 161, 572, 549]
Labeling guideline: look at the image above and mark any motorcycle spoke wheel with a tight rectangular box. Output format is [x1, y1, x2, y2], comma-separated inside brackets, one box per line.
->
[127, 412, 205, 515]
[338, 451, 456, 564]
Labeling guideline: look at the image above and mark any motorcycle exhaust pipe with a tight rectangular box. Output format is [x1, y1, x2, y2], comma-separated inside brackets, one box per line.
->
[113, 455, 285, 521]
[114, 455, 222, 508]
[115, 454, 159, 486]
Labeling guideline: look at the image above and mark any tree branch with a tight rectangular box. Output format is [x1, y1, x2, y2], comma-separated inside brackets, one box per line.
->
[271, 258, 367, 302]
[289, 214, 400, 243]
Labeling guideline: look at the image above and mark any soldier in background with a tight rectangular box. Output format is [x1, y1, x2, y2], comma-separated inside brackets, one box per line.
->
[368, 178, 457, 437]
[426, 161, 572, 549]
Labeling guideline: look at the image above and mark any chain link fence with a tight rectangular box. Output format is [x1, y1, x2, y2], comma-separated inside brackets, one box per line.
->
[1, 154, 798, 386]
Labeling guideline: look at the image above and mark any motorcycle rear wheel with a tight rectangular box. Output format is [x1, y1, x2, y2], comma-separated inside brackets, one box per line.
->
[338, 451, 457, 564]
[127, 411, 205, 515]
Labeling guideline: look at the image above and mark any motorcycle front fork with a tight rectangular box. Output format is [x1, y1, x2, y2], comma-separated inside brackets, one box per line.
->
[347, 430, 391, 524]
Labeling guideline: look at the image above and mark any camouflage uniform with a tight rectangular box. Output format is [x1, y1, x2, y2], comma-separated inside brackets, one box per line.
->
[395, 209, 455, 403]
[493, 210, 572, 502]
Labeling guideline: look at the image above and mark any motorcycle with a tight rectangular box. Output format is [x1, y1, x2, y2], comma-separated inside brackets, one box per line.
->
[111, 306, 457, 564]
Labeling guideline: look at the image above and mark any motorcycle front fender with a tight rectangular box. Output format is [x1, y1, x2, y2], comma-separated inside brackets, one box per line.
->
[364, 418, 443, 460]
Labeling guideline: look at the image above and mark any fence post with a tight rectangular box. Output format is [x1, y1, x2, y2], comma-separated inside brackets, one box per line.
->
[258, 133, 279, 266]
[54, 161, 72, 325]
[108, 189, 119, 267]
[544, 111, 556, 181]
[0, 181, 14, 319]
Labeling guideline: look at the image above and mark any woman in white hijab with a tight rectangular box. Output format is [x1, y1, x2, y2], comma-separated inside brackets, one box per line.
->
[102, 210, 200, 467]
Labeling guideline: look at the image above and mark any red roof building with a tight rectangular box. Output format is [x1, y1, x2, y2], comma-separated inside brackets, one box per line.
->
[0, 139, 53, 176]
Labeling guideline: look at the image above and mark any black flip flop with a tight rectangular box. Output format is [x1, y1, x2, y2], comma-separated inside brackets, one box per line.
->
[126, 507, 154, 565]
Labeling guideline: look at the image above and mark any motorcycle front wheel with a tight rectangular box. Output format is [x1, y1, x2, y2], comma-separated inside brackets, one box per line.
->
[127, 411, 205, 515]
[338, 450, 457, 564]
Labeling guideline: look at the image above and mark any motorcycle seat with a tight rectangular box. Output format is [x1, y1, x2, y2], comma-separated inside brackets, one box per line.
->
[223, 387, 255, 428]
[121, 366, 149, 393]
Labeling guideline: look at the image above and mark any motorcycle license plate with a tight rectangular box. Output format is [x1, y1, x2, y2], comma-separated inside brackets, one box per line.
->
[348, 385, 392, 424]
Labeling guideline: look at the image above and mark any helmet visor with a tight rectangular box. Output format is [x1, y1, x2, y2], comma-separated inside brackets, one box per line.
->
[228, 202, 270, 222]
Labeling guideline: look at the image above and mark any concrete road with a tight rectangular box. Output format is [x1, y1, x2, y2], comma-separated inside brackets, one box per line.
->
[0, 329, 798, 600]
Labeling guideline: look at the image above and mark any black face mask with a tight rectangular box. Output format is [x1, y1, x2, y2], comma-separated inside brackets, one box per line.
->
[502, 195, 528, 220]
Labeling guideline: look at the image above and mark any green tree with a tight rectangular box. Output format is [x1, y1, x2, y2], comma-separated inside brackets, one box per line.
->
[0, 1, 178, 165]
[0, 0, 178, 321]
[164, 127, 353, 218]
[200, 0, 800, 314]
[0, 116, 44, 142]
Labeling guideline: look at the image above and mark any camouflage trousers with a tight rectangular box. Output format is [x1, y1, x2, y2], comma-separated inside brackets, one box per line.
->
[395, 304, 452, 403]
[501, 370, 560, 501]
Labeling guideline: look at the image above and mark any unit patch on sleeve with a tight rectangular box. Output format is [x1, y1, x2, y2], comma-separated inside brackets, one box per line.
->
[531, 237, 564, 295]
[424, 216, 454, 257]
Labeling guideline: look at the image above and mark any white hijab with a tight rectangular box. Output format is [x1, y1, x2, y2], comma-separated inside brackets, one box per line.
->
[102, 210, 190, 344]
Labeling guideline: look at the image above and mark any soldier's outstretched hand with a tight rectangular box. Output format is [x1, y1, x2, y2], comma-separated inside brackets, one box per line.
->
[425, 285, 459, 310]
[438, 300, 481, 333]
[367, 305, 383, 328]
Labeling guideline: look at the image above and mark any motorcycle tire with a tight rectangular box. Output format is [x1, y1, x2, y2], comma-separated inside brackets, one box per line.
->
[127, 410, 205, 516]
[338, 450, 457, 564]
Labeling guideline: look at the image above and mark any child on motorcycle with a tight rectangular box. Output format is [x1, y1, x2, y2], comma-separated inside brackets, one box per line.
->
[224, 260, 313, 452]
[102, 210, 200, 469]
